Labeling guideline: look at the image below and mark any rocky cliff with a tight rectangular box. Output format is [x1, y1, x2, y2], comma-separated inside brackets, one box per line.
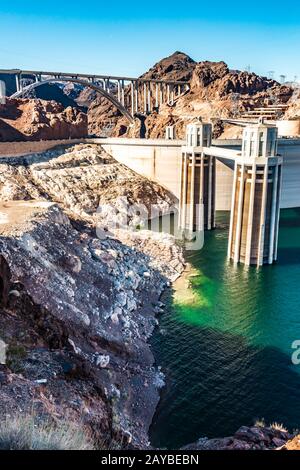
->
[0, 144, 184, 448]
[0, 98, 88, 141]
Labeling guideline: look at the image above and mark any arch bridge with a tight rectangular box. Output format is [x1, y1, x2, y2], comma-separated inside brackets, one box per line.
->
[0, 68, 190, 122]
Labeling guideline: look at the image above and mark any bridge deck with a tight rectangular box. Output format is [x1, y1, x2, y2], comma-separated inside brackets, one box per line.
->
[0, 69, 189, 85]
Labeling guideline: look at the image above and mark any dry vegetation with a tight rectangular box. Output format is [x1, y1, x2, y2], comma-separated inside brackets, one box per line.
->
[0, 415, 95, 450]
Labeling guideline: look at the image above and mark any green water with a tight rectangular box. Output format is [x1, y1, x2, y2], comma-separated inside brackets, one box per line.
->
[150, 209, 300, 449]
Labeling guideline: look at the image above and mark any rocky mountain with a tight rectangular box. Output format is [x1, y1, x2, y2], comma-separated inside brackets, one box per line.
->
[140, 51, 196, 82]
[87, 52, 293, 139]
[23, 83, 82, 110]
[0, 98, 88, 141]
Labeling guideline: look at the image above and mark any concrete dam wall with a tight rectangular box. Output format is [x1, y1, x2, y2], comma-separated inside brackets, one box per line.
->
[1, 137, 299, 210]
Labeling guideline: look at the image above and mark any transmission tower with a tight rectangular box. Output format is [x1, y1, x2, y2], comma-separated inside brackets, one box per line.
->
[279, 75, 286, 84]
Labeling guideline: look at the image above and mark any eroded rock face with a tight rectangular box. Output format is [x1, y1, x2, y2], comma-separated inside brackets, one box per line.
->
[0, 201, 170, 446]
[190, 61, 290, 99]
[0, 144, 185, 447]
[0, 98, 88, 141]
[190, 61, 229, 91]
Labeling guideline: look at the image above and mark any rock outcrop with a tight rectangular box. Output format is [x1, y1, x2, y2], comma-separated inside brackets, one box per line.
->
[0, 98, 88, 141]
[140, 51, 196, 82]
[182, 424, 294, 450]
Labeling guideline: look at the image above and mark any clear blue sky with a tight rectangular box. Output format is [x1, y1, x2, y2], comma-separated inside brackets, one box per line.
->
[1, 1, 300, 81]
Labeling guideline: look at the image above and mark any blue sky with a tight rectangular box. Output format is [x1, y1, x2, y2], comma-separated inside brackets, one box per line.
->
[1, 1, 300, 81]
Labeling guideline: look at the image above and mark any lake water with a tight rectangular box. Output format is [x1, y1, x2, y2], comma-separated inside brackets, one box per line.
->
[150, 209, 300, 449]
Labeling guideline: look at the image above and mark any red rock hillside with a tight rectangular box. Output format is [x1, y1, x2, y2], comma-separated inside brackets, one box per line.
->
[0, 98, 88, 141]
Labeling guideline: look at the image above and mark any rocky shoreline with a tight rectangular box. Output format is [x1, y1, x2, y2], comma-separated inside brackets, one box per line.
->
[182, 424, 295, 450]
[0, 144, 185, 448]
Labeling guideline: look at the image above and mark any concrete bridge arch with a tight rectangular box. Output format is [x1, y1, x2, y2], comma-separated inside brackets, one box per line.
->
[11, 77, 134, 123]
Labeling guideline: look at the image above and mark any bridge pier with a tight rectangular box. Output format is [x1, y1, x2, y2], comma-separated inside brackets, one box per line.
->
[15, 74, 21, 93]
[155, 83, 159, 108]
[134, 82, 139, 113]
[131, 81, 135, 116]
[170, 84, 174, 105]
[167, 84, 170, 104]
[228, 121, 282, 266]
[159, 83, 163, 106]
[117, 80, 121, 102]
[147, 82, 151, 112]
[121, 80, 125, 106]
[179, 122, 215, 232]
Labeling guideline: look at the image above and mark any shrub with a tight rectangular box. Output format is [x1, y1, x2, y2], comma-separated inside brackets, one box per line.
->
[270, 422, 288, 433]
[254, 418, 266, 428]
[0, 415, 95, 450]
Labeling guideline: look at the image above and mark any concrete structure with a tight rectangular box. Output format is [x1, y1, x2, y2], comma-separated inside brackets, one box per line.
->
[100, 138, 183, 198]
[165, 125, 176, 140]
[276, 119, 300, 137]
[0, 68, 189, 122]
[227, 122, 282, 266]
[179, 123, 215, 231]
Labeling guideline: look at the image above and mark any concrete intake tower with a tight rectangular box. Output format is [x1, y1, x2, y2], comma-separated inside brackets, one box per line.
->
[179, 123, 216, 232]
[228, 121, 282, 266]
